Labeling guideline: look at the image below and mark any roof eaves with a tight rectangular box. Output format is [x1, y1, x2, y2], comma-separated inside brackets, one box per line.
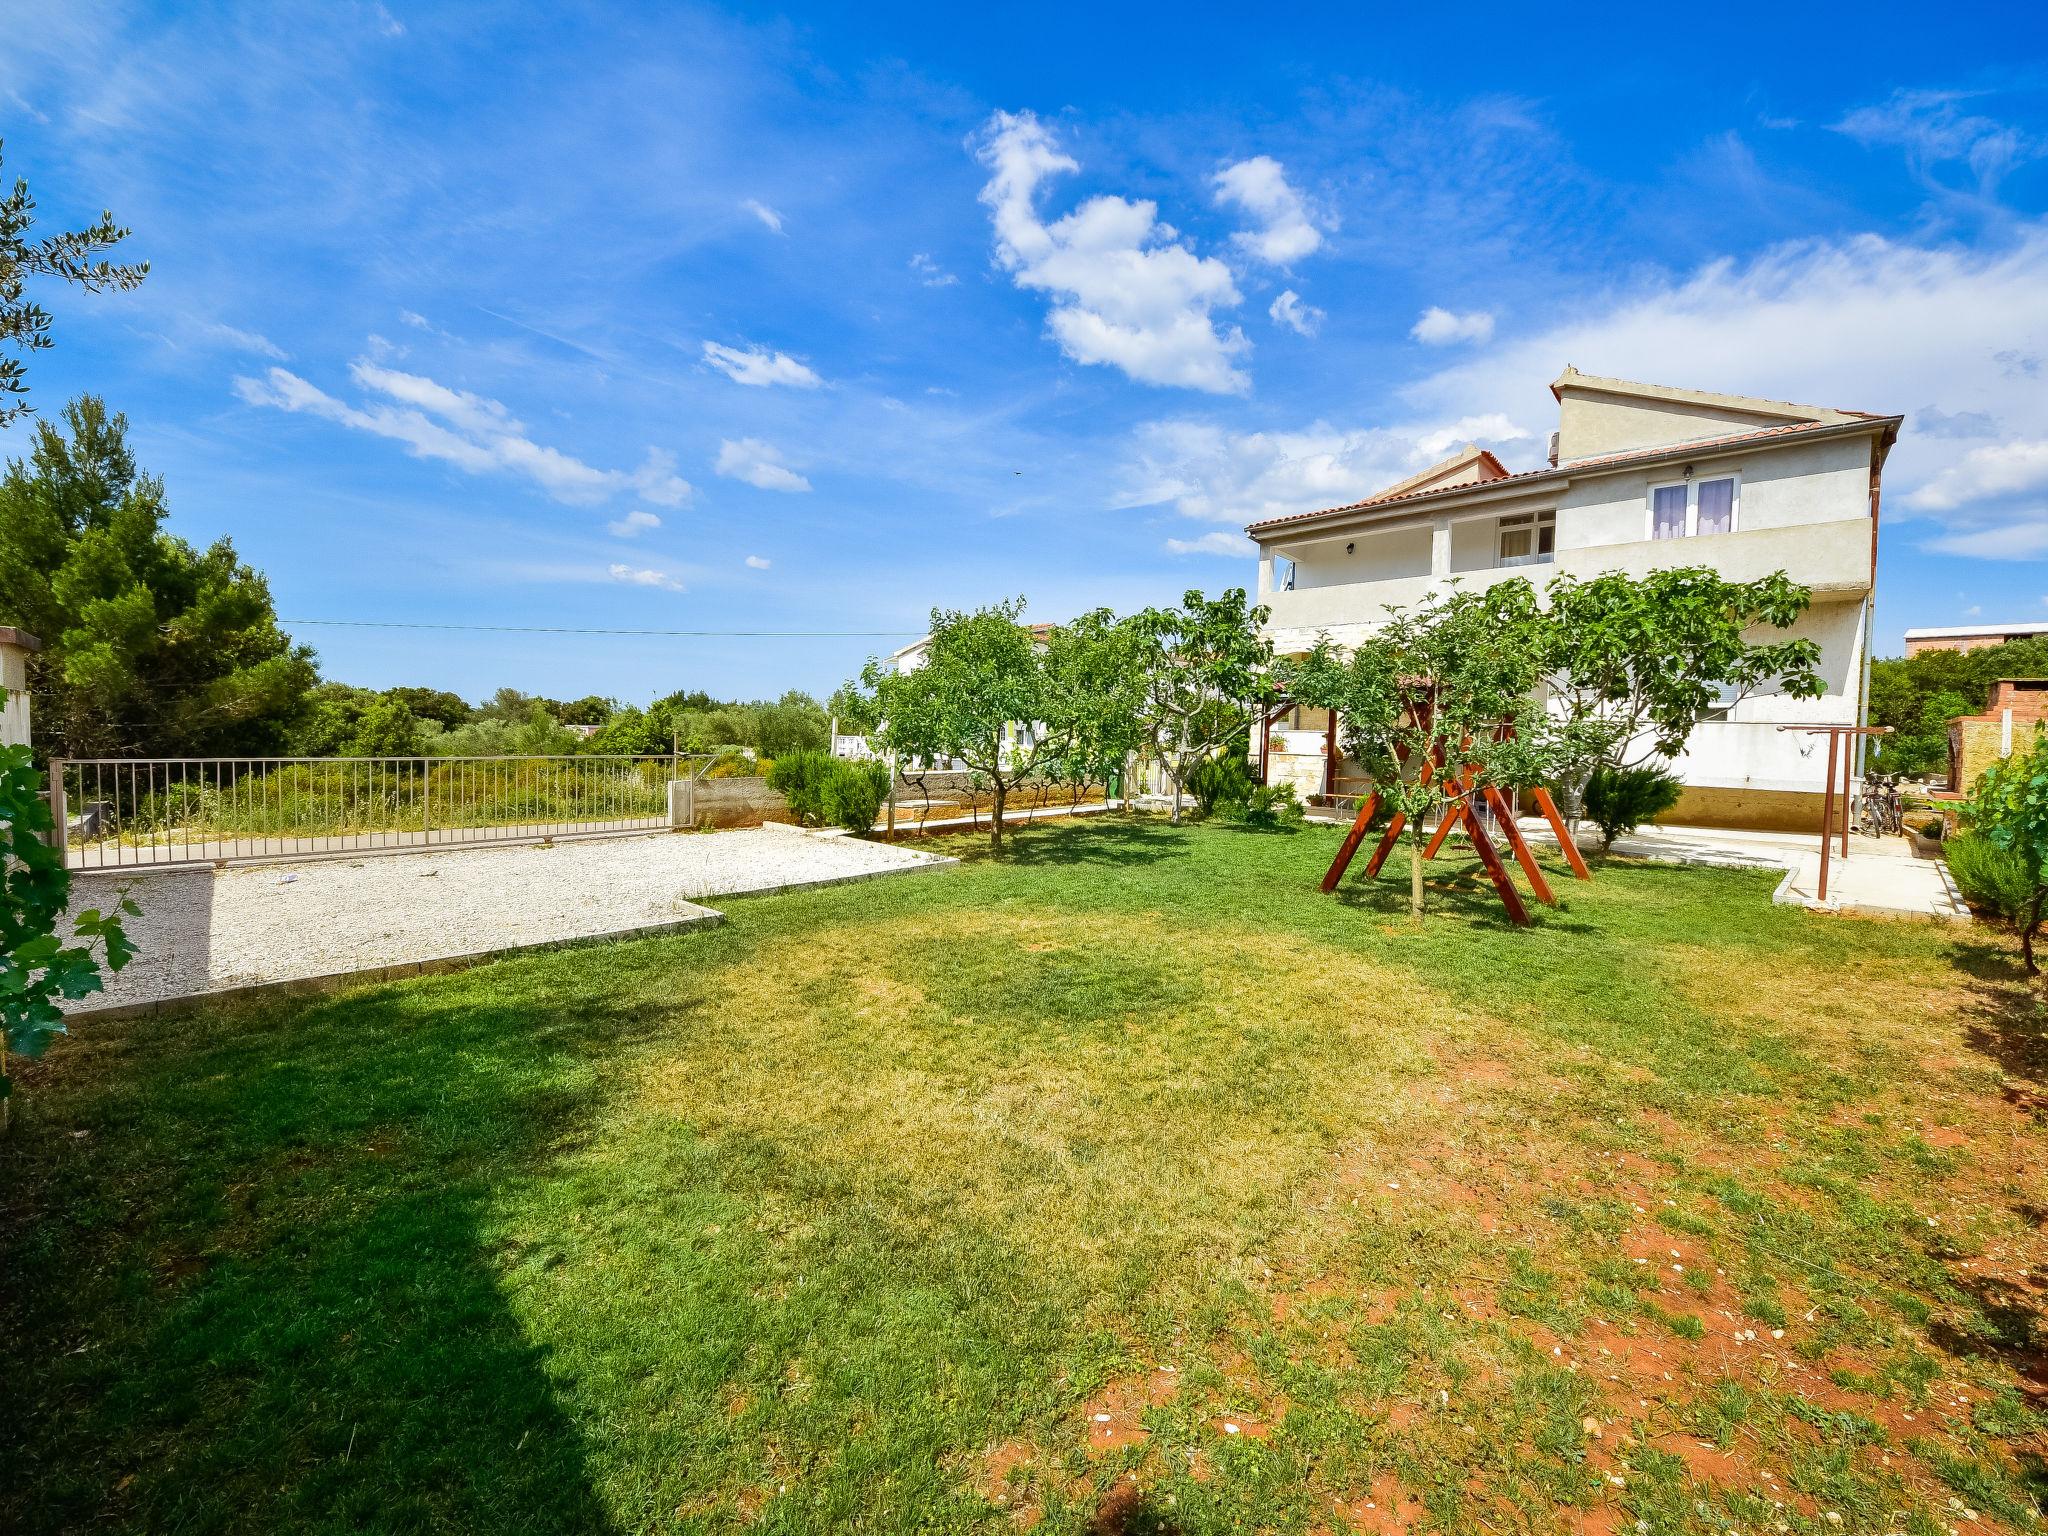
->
[1245, 415, 1901, 539]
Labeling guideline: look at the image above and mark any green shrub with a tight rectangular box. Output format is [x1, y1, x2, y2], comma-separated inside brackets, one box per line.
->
[1235, 782, 1303, 830]
[1944, 832, 2034, 924]
[821, 758, 891, 836]
[1917, 816, 1945, 841]
[1184, 753, 1255, 817]
[766, 750, 833, 826]
[1582, 766, 1684, 848]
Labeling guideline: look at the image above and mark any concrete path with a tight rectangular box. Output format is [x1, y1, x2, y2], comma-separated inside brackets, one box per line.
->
[62, 826, 956, 1018]
[1516, 819, 1970, 922]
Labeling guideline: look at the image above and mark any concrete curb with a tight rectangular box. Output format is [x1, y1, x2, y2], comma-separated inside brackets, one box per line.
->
[63, 852, 959, 1025]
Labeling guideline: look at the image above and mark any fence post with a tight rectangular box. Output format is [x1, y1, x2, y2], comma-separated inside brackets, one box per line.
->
[46, 756, 67, 860]
[420, 760, 431, 844]
[669, 772, 695, 830]
[886, 751, 896, 841]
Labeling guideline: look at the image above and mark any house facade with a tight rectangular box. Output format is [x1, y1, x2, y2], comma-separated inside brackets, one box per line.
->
[828, 625, 1057, 772]
[1946, 678, 2048, 795]
[1245, 369, 1903, 831]
[1904, 622, 2048, 657]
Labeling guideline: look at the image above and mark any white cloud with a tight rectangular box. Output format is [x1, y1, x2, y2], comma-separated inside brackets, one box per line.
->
[1165, 530, 1256, 557]
[745, 554, 772, 569]
[398, 308, 431, 330]
[700, 340, 822, 388]
[715, 437, 811, 493]
[233, 360, 692, 507]
[1411, 307, 1496, 346]
[1213, 155, 1324, 267]
[607, 509, 661, 537]
[1119, 414, 1532, 529]
[910, 252, 958, 287]
[1833, 89, 2039, 196]
[974, 109, 1249, 395]
[369, 3, 405, 38]
[1269, 289, 1323, 337]
[1907, 439, 2048, 512]
[192, 320, 286, 358]
[1924, 522, 2048, 559]
[1401, 220, 2048, 557]
[742, 198, 785, 234]
[608, 563, 685, 592]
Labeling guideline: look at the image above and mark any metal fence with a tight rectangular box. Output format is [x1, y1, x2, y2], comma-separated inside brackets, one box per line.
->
[50, 755, 697, 870]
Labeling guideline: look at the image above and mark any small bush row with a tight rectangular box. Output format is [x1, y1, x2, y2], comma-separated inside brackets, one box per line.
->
[1183, 753, 1304, 830]
[1945, 832, 2034, 924]
[767, 751, 892, 835]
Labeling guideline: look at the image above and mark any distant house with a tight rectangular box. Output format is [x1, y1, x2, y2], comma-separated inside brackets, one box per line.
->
[1946, 678, 2048, 793]
[0, 627, 39, 749]
[1904, 622, 2048, 657]
[830, 624, 1057, 772]
[1245, 368, 1903, 832]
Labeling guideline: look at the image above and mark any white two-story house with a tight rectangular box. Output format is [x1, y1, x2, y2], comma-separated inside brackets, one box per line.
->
[1247, 369, 1902, 832]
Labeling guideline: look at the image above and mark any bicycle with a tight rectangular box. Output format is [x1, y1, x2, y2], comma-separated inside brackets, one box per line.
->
[1856, 773, 1903, 837]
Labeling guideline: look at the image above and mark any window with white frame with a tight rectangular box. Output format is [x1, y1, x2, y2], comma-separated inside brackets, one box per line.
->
[1649, 474, 1739, 540]
[1700, 680, 1741, 723]
[1496, 510, 1555, 567]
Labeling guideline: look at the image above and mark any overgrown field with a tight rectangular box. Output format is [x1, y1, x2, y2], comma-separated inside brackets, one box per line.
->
[2, 819, 2042, 1534]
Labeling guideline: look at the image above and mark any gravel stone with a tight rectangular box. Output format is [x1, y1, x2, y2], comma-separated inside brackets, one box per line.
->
[63, 827, 954, 1013]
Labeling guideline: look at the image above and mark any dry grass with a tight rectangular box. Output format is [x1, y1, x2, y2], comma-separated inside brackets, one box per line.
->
[2, 817, 2042, 1535]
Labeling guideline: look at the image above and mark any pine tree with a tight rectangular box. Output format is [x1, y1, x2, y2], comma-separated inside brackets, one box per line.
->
[0, 396, 317, 758]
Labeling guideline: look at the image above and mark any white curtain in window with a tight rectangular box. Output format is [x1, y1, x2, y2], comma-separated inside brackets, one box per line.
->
[1696, 478, 1734, 536]
[1652, 484, 1687, 539]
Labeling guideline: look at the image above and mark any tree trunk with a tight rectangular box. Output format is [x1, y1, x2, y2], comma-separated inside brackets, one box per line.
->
[1169, 757, 1183, 824]
[1409, 832, 1425, 919]
[990, 778, 1007, 852]
[2025, 889, 2045, 977]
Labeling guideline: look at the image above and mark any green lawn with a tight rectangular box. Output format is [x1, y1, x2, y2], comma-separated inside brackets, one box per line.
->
[3, 819, 2043, 1535]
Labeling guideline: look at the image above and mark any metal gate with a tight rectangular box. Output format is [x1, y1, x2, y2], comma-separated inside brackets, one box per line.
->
[50, 755, 694, 870]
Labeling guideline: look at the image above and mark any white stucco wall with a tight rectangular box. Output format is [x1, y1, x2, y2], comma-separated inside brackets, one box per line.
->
[1605, 597, 1866, 796]
[1252, 432, 1880, 809]
[1, 639, 31, 749]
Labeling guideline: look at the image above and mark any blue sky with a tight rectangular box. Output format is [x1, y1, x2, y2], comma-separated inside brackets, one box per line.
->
[4, 2, 2047, 704]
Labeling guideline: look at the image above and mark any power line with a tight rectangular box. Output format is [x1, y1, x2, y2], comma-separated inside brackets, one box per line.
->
[281, 618, 920, 638]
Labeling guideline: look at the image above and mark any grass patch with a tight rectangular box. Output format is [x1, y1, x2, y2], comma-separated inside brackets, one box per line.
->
[3, 817, 2044, 1533]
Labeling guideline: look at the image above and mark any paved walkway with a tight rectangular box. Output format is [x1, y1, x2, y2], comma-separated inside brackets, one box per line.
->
[62, 826, 956, 1018]
[1516, 819, 1970, 922]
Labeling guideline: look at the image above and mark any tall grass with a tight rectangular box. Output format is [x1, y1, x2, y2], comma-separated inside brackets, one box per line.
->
[121, 759, 675, 839]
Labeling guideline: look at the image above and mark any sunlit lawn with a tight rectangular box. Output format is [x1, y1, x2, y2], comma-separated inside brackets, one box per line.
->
[3, 818, 2043, 1535]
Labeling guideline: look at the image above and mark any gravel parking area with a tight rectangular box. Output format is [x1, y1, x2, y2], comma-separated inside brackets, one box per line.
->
[62, 826, 956, 1016]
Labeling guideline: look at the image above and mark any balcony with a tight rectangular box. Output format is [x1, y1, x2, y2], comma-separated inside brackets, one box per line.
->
[1263, 518, 1871, 652]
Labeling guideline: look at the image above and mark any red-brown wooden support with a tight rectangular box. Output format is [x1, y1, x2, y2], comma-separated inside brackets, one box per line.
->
[1483, 784, 1555, 906]
[1529, 787, 1590, 880]
[1464, 806, 1531, 926]
[1319, 790, 1379, 892]
[1422, 763, 1476, 861]
[1362, 811, 1409, 878]
[1421, 798, 1465, 861]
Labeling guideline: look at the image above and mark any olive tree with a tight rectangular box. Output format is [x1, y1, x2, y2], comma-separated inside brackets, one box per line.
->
[848, 600, 1055, 850]
[1966, 738, 2048, 975]
[3, 140, 149, 425]
[1129, 589, 1273, 823]
[1538, 567, 1825, 817]
[1288, 581, 1549, 918]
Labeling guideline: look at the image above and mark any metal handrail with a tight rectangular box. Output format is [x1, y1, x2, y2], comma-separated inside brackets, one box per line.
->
[51, 753, 725, 871]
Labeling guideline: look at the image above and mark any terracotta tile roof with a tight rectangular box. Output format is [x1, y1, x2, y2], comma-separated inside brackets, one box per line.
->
[1245, 418, 1883, 536]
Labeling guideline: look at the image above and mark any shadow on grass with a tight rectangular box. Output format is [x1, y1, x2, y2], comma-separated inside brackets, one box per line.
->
[0, 973, 660, 1534]
[1947, 936, 2048, 1090]
[1328, 852, 1598, 934]
[954, 817, 1188, 869]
